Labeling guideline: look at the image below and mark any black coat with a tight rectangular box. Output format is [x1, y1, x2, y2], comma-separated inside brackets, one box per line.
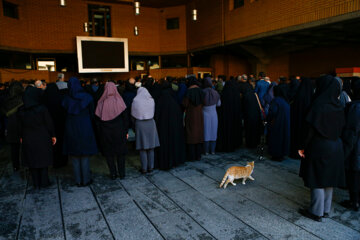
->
[242, 92, 263, 148]
[43, 83, 68, 167]
[154, 88, 186, 170]
[19, 105, 55, 168]
[300, 128, 346, 188]
[300, 75, 346, 189]
[343, 101, 360, 171]
[95, 110, 129, 156]
[217, 80, 243, 152]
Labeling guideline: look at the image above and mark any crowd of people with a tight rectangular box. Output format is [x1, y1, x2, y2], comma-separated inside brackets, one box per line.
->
[0, 71, 359, 222]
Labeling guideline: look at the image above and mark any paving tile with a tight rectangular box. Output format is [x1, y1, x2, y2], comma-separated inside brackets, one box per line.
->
[59, 180, 113, 240]
[96, 190, 163, 240]
[169, 189, 264, 240]
[150, 210, 215, 240]
[0, 192, 24, 239]
[18, 185, 63, 240]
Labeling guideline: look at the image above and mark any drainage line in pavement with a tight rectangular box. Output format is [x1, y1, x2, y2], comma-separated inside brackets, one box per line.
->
[116, 179, 167, 240]
[15, 173, 29, 240]
[89, 186, 116, 240]
[146, 175, 219, 240]
[167, 171, 271, 240]
[56, 177, 67, 240]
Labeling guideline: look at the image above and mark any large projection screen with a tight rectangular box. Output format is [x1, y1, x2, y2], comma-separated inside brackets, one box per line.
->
[76, 36, 129, 73]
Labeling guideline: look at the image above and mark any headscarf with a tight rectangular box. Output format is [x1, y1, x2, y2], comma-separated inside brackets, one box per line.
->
[95, 82, 126, 121]
[292, 78, 314, 109]
[23, 87, 43, 109]
[306, 75, 344, 140]
[335, 76, 351, 107]
[274, 84, 288, 102]
[184, 77, 204, 106]
[288, 77, 300, 101]
[203, 77, 220, 106]
[351, 78, 360, 100]
[62, 77, 93, 115]
[131, 87, 155, 120]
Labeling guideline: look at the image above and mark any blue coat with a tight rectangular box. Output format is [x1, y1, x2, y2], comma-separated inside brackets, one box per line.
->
[63, 103, 98, 156]
[267, 97, 290, 158]
[255, 80, 270, 105]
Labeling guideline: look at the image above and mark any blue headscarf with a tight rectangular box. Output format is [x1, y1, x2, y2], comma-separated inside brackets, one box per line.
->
[62, 77, 93, 115]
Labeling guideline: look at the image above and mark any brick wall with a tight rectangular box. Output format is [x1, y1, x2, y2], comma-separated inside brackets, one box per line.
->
[225, 0, 360, 43]
[0, 0, 186, 54]
[290, 45, 360, 78]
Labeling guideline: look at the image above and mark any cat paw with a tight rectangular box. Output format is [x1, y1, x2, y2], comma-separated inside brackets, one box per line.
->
[232, 183, 236, 186]
[242, 182, 246, 185]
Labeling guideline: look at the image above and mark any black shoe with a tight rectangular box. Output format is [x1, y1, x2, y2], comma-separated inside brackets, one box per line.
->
[110, 175, 117, 180]
[340, 200, 359, 211]
[323, 212, 329, 218]
[140, 169, 147, 174]
[299, 208, 322, 222]
[148, 169, 153, 173]
[83, 179, 93, 186]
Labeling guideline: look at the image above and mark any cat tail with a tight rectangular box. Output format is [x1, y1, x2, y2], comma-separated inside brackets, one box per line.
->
[219, 171, 229, 188]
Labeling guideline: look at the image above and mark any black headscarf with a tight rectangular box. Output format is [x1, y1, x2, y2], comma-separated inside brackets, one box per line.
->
[185, 78, 204, 106]
[203, 77, 220, 106]
[288, 77, 300, 101]
[274, 85, 288, 102]
[306, 75, 344, 140]
[23, 87, 43, 109]
[351, 78, 360, 101]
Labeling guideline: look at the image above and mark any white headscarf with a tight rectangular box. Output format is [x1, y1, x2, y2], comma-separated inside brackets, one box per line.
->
[131, 87, 155, 120]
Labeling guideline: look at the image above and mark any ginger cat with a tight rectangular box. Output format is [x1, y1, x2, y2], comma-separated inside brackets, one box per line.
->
[219, 161, 255, 189]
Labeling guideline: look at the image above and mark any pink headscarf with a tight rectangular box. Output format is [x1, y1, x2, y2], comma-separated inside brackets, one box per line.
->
[95, 82, 126, 121]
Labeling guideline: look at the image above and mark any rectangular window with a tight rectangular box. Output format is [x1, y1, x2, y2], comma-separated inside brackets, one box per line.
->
[3, 1, 19, 19]
[166, 18, 179, 30]
[88, 5, 111, 37]
[234, 0, 244, 9]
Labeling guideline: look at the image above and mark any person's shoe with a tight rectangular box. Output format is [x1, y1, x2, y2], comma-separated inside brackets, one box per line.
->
[205, 152, 209, 156]
[340, 200, 359, 211]
[140, 169, 147, 174]
[323, 212, 330, 218]
[110, 175, 117, 180]
[83, 179, 93, 186]
[211, 152, 215, 155]
[299, 208, 322, 222]
[147, 169, 153, 173]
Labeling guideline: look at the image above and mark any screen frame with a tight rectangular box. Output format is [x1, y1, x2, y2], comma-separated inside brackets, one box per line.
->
[76, 36, 129, 73]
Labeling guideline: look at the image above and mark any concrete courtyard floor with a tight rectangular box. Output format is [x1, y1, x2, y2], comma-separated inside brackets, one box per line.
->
[1, 146, 360, 240]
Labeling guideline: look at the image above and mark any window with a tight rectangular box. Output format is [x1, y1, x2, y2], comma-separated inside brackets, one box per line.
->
[166, 18, 179, 30]
[88, 5, 111, 37]
[234, 0, 244, 9]
[3, 1, 19, 19]
[37, 58, 56, 71]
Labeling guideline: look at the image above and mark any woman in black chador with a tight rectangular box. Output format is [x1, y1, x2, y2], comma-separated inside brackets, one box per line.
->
[43, 83, 68, 168]
[217, 79, 243, 152]
[266, 86, 290, 161]
[341, 78, 360, 211]
[154, 80, 185, 170]
[19, 87, 56, 189]
[290, 78, 314, 159]
[298, 75, 345, 222]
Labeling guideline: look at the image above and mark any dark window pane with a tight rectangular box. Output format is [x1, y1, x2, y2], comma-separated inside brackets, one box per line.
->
[162, 55, 186, 68]
[3, 1, 19, 19]
[166, 18, 179, 30]
[88, 5, 111, 37]
[234, 0, 244, 9]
